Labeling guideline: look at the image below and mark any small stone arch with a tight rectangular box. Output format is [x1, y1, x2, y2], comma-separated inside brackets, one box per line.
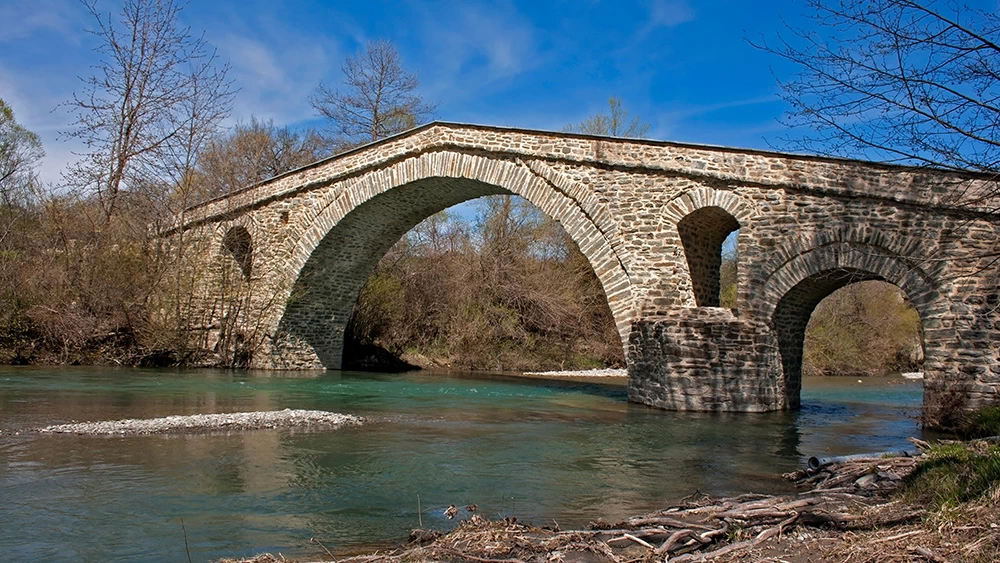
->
[664, 187, 754, 308]
[222, 225, 253, 281]
[662, 187, 755, 226]
[271, 150, 634, 369]
[677, 207, 741, 307]
[759, 240, 942, 408]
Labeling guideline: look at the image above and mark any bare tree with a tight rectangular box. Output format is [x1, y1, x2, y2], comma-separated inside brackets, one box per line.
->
[566, 97, 651, 138]
[191, 117, 332, 203]
[755, 0, 1000, 176]
[63, 0, 234, 221]
[310, 39, 435, 145]
[0, 99, 43, 238]
[0, 99, 44, 345]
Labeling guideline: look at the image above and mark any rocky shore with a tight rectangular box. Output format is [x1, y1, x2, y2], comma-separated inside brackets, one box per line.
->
[223, 441, 1000, 563]
[37, 409, 364, 435]
[510, 368, 628, 385]
[521, 368, 627, 377]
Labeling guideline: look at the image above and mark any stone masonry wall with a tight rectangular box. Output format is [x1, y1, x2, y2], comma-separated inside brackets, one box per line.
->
[166, 122, 1000, 427]
[627, 309, 785, 412]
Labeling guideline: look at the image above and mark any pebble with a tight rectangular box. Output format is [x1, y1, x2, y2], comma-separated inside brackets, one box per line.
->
[36, 409, 364, 436]
[521, 368, 627, 377]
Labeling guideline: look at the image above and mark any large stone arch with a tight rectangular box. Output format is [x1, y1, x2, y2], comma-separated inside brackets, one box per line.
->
[758, 239, 943, 408]
[267, 150, 634, 369]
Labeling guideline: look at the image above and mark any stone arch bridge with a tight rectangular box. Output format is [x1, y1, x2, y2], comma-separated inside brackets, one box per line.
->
[164, 122, 1000, 426]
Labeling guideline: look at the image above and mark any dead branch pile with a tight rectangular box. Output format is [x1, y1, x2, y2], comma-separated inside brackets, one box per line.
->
[323, 454, 925, 563]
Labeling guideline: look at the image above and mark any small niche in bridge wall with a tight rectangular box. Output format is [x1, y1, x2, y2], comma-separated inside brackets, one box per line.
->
[222, 226, 253, 281]
[677, 206, 740, 307]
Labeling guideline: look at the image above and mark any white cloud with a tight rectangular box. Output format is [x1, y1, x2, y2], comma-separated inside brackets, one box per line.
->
[224, 35, 288, 86]
[649, 94, 785, 142]
[0, 61, 82, 187]
[648, 0, 696, 28]
[657, 95, 781, 121]
[0, 0, 79, 43]
[212, 19, 339, 126]
[415, 3, 539, 103]
[629, 0, 696, 47]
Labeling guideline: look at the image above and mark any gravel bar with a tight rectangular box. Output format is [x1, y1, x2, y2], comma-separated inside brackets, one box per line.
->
[37, 409, 364, 435]
[521, 368, 627, 377]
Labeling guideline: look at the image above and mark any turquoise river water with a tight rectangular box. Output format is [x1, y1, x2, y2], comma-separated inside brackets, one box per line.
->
[0, 367, 926, 562]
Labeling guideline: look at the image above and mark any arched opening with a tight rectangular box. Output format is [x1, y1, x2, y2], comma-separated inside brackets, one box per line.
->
[803, 280, 923, 378]
[774, 270, 924, 408]
[274, 170, 631, 371]
[343, 195, 625, 371]
[719, 229, 739, 308]
[677, 206, 740, 307]
[222, 226, 253, 280]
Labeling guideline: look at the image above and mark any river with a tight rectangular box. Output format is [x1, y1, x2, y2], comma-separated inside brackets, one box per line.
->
[0, 367, 925, 562]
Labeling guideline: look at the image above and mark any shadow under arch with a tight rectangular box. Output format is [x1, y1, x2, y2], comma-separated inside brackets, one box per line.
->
[661, 186, 755, 309]
[760, 241, 941, 409]
[677, 206, 740, 307]
[222, 225, 253, 280]
[272, 152, 634, 369]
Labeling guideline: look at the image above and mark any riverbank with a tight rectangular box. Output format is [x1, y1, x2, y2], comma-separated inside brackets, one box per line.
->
[507, 368, 627, 386]
[222, 440, 1000, 563]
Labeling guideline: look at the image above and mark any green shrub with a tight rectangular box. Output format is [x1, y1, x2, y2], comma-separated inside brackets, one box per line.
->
[961, 406, 1000, 439]
[902, 442, 1000, 509]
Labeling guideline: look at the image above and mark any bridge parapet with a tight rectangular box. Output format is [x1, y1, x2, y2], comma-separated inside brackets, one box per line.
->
[167, 123, 992, 235]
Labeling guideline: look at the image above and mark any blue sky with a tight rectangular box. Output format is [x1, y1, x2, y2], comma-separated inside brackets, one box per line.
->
[1, 0, 993, 186]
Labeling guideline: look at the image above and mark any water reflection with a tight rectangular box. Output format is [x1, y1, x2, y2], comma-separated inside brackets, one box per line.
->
[0, 368, 924, 562]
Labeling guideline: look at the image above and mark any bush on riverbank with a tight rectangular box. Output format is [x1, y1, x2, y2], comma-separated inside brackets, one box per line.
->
[345, 197, 625, 372]
[958, 405, 1000, 439]
[802, 280, 923, 376]
[903, 440, 1000, 509]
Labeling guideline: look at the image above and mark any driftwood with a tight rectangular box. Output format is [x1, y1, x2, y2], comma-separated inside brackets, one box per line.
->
[324, 454, 926, 563]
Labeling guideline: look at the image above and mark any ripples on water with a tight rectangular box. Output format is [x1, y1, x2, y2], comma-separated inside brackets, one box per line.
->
[0, 367, 925, 562]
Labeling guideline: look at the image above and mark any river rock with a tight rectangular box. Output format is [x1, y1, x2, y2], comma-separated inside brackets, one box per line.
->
[36, 409, 363, 435]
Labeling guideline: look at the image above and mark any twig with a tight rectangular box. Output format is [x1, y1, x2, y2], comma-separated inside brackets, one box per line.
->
[754, 512, 799, 544]
[656, 529, 701, 555]
[311, 537, 335, 560]
[872, 529, 923, 543]
[910, 545, 947, 562]
[621, 533, 654, 549]
[587, 539, 622, 563]
[626, 515, 716, 530]
[670, 539, 755, 562]
[442, 548, 526, 563]
[180, 517, 193, 563]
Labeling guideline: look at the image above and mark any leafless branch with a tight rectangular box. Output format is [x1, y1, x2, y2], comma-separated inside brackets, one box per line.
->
[310, 39, 435, 145]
